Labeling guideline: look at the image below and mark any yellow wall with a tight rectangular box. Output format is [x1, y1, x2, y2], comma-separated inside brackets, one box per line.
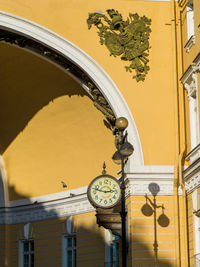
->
[179, 0, 200, 265]
[187, 193, 195, 266]
[0, 194, 188, 267]
[180, 0, 200, 70]
[75, 213, 105, 266]
[1, 42, 119, 200]
[0, 0, 176, 170]
[0, 0, 180, 201]
[127, 195, 186, 266]
[0, 1, 194, 266]
[194, 0, 200, 53]
[0, 214, 107, 267]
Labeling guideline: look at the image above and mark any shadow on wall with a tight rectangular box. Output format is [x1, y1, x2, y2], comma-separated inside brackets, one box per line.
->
[0, 42, 89, 154]
[0, 42, 173, 267]
[139, 183, 170, 266]
[0, 184, 173, 267]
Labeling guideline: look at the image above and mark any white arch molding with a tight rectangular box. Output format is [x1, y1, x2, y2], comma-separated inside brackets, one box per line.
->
[0, 156, 9, 206]
[0, 11, 144, 172]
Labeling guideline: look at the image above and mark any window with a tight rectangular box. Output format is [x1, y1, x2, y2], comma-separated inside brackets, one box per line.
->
[110, 235, 119, 267]
[19, 239, 34, 267]
[105, 232, 120, 267]
[186, 0, 194, 40]
[62, 235, 76, 267]
[181, 67, 199, 154]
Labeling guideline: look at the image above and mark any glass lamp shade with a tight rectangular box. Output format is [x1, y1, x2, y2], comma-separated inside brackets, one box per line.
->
[119, 142, 134, 157]
[115, 117, 128, 131]
[112, 150, 122, 165]
[112, 150, 128, 164]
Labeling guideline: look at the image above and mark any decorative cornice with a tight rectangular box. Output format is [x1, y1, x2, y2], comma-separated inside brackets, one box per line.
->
[193, 52, 200, 66]
[180, 64, 199, 85]
[183, 155, 200, 193]
[0, 191, 94, 225]
[125, 165, 174, 196]
[185, 143, 200, 163]
[178, 0, 187, 8]
[0, 166, 174, 224]
[180, 56, 200, 91]
[184, 35, 196, 53]
[180, 64, 199, 101]
[194, 210, 200, 217]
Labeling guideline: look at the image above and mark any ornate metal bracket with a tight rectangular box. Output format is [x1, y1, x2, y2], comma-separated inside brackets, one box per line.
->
[96, 208, 121, 236]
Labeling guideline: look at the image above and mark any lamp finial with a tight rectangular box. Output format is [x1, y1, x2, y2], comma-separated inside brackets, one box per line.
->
[102, 162, 106, 175]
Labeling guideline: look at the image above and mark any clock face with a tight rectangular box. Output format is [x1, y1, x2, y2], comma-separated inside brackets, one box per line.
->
[87, 175, 121, 209]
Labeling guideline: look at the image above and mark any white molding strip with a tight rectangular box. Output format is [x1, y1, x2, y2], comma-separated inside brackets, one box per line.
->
[184, 35, 195, 53]
[180, 64, 199, 85]
[0, 11, 144, 168]
[0, 166, 174, 224]
[192, 190, 200, 256]
[126, 165, 174, 196]
[0, 192, 94, 225]
[0, 156, 9, 206]
[194, 52, 200, 66]
[185, 143, 200, 164]
[183, 157, 200, 193]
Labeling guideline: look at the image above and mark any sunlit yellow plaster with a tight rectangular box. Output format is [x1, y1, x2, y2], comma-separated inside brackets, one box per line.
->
[0, 0, 176, 165]
[1, 43, 118, 200]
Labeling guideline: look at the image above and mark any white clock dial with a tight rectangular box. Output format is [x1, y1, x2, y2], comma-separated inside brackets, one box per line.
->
[87, 175, 121, 208]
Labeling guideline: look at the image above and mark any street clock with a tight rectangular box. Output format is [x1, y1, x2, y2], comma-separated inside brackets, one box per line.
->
[87, 174, 121, 209]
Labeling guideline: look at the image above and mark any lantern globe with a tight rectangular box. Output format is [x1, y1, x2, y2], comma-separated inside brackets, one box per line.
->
[115, 117, 128, 131]
[112, 150, 122, 165]
[119, 142, 134, 157]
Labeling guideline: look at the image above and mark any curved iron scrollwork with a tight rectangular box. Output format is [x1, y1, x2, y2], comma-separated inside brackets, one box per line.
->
[0, 28, 116, 124]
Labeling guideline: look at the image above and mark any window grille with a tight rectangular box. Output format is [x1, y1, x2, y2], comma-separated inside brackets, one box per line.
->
[63, 235, 76, 267]
[20, 239, 34, 267]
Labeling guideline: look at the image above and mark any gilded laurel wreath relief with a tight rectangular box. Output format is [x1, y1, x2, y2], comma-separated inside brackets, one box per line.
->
[87, 9, 151, 82]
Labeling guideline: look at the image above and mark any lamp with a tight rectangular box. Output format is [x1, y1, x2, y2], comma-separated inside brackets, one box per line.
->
[112, 150, 128, 165]
[115, 117, 128, 131]
[112, 150, 123, 165]
[119, 141, 134, 157]
[112, 117, 134, 267]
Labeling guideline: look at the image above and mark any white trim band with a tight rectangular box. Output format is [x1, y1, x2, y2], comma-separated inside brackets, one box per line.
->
[0, 166, 174, 224]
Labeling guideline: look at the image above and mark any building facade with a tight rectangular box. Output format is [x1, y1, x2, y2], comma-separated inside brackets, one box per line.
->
[0, 0, 199, 266]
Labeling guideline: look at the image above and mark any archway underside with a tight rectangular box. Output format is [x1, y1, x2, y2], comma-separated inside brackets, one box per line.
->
[0, 40, 120, 200]
[0, 20, 144, 202]
[0, 28, 116, 124]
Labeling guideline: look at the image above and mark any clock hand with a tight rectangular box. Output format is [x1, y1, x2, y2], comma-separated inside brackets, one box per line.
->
[92, 188, 106, 192]
[102, 189, 115, 193]
[92, 188, 101, 191]
[92, 188, 116, 193]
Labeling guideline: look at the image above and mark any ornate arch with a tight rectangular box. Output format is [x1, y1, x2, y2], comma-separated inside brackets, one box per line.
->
[0, 11, 144, 175]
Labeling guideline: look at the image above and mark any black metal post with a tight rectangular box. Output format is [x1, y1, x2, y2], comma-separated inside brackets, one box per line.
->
[153, 195, 158, 267]
[120, 157, 127, 267]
